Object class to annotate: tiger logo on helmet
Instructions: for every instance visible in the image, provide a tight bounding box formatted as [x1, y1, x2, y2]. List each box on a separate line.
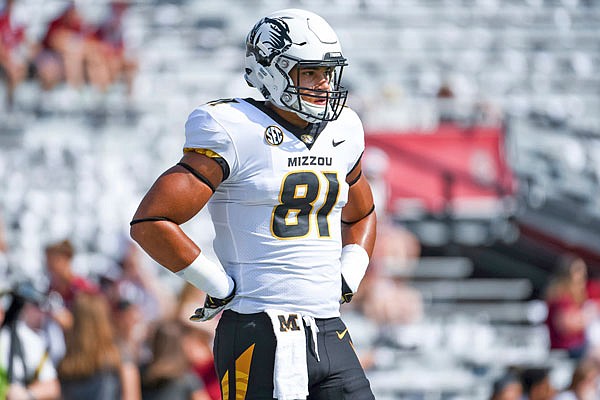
[246, 17, 294, 67]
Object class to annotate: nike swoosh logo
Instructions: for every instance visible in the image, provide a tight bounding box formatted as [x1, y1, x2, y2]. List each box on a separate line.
[332, 139, 346, 147]
[336, 328, 348, 340]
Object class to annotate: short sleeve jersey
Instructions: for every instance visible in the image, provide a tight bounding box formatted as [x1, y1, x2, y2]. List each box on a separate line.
[184, 98, 365, 318]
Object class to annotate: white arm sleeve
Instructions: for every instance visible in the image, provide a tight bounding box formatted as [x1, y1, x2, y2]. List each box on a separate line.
[176, 253, 234, 298]
[340, 244, 370, 292]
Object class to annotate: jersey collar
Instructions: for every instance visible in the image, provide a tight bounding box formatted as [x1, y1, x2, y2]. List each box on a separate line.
[244, 98, 328, 150]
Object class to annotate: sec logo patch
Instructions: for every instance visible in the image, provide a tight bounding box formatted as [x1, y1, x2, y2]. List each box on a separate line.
[265, 126, 284, 146]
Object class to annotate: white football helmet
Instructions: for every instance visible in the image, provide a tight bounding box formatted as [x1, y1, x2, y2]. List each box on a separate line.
[244, 9, 348, 123]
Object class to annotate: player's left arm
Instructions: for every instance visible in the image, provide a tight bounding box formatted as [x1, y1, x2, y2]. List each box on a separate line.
[340, 160, 377, 302]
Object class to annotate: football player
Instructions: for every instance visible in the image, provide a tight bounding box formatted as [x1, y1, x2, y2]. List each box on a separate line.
[131, 8, 376, 399]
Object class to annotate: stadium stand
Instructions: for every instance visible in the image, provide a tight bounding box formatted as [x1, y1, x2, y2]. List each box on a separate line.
[1, 0, 600, 399]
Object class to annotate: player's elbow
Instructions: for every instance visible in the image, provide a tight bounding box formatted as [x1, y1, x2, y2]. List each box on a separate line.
[129, 222, 146, 246]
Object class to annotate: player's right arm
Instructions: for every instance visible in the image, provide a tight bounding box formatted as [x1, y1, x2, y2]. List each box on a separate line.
[130, 151, 219, 269]
[130, 150, 234, 300]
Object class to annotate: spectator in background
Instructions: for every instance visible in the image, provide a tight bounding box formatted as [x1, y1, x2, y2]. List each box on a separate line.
[106, 238, 175, 324]
[18, 292, 63, 359]
[94, 0, 137, 96]
[141, 321, 211, 400]
[112, 289, 149, 367]
[436, 82, 457, 123]
[182, 325, 221, 400]
[520, 367, 557, 400]
[59, 293, 141, 400]
[544, 254, 597, 360]
[555, 358, 600, 400]
[42, 238, 98, 366]
[35, 2, 112, 92]
[175, 283, 221, 400]
[101, 240, 173, 368]
[0, 0, 27, 109]
[44, 238, 98, 330]
[1, 285, 61, 400]
[490, 371, 523, 400]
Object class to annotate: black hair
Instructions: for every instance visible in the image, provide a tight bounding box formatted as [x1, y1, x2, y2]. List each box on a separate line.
[520, 367, 550, 393]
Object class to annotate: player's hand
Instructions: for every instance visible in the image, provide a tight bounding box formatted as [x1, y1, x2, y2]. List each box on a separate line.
[190, 283, 236, 322]
[340, 275, 354, 304]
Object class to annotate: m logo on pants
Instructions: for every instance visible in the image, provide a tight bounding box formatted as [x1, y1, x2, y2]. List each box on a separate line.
[278, 314, 300, 332]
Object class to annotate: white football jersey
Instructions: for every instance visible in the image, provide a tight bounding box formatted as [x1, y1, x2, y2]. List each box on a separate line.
[184, 98, 365, 318]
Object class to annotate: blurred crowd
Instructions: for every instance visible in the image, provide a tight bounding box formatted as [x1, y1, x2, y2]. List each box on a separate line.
[3, 150, 600, 400]
[0, 143, 424, 400]
[1, 232, 221, 400]
[485, 252, 600, 400]
[0, 0, 137, 111]
[1, 137, 600, 400]
[2, 1, 600, 399]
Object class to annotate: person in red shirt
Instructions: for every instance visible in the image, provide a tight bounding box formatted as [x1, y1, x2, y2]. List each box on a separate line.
[545, 254, 597, 359]
[36, 2, 112, 91]
[176, 284, 221, 400]
[44, 239, 99, 331]
[94, 0, 137, 96]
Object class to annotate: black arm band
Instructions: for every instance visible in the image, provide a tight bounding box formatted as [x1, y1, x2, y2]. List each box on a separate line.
[341, 204, 375, 225]
[177, 162, 216, 193]
[347, 171, 362, 187]
[130, 216, 176, 226]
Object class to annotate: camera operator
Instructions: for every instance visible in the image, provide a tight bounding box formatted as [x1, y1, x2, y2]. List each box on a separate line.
[1, 282, 60, 400]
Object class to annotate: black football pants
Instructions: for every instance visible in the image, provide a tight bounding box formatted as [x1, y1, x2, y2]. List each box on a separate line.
[213, 310, 375, 399]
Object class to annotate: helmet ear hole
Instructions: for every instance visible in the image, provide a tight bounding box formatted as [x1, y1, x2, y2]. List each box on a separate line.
[279, 59, 290, 69]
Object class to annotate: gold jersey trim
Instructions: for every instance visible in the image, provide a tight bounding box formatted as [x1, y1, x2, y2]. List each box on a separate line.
[183, 147, 222, 159]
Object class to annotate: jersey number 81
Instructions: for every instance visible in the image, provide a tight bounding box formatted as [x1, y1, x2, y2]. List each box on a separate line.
[271, 171, 339, 239]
